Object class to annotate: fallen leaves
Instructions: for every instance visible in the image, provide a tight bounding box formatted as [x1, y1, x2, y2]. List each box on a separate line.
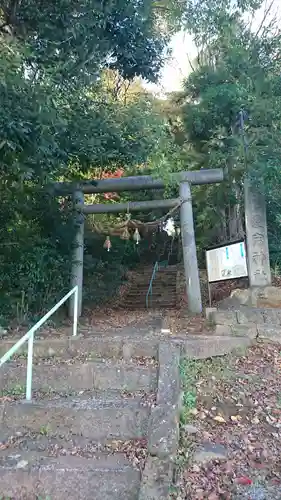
[190, 408, 199, 416]
[266, 414, 277, 424]
[0, 395, 14, 403]
[230, 415, 242, 422]
[1, 433, 149, 472]
[213, 415, 226, 423]
[16, 459, 28, 469]
[207, 492, 220, 500]
[251, 415, 260, 424]
[234, 476, 252, 485]
[173, 342, 281, 500]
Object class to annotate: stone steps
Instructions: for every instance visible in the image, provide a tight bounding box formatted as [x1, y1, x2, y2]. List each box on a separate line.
[124, 296, 176, 303]
[128, 289, 176, 293]
[0, 332, 162, 360]
[127, 286, 176, 293]
[128, 283, 176, 289]
[128, 286, 176, 295]
[130, 270, 177, 277]
[130, 273, 177, 282]
[126, 297, 177, 304]
[122, 296, 177, 308]
[0, 314, 253, 499]
[120, 299, 177, 311]
[0, 452, 140, 500]
[129, 266, 178, 276]
[120, 265, 177, 309]
[128, 280, 176, 288]
[0, 321, 165, 499]
[1, 393, 150, 442]
[1, 359, 157, 393]
[0, 326, 160, 499]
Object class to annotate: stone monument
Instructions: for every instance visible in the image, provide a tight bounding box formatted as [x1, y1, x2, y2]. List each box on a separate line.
[244, 178, 271, 287]
[225, 178, 281, 309]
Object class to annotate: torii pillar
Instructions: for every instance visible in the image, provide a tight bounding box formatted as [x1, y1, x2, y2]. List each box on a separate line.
[180, 181, 202, 313]
[70, 190, 84, 317]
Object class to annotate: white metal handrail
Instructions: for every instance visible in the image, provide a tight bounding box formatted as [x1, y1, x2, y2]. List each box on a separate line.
[0, 285, 78, 401]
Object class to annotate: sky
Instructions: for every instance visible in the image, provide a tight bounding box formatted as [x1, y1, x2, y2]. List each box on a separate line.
[146, 0, 280, 95]
[145, 31, 195, 95]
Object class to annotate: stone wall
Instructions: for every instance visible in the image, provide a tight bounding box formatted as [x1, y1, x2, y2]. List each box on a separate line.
[209, 307, 281, 343]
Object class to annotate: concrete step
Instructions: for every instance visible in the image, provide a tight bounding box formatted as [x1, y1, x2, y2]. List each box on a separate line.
[129, 282, 176, 292]
[1, 359, 157, 394]
[151, 300, 177, 305]
[120, 303, 177, 310]
[128, 284, 176, 291]
[130, 268, 177, 277]
[1, 392, 151, 441]
[128, 277, 177, 285]
[132, 275, 177, 279]
[0, 332, 163, 360]
[124, 295, 176, 302]
[124, 299, 177, 305]
[127, 288, 176, 295]
[125, 296, 176, 301]
[121, 293, 176, 300]
[126, 287, 177, 297]
[126, 288, 176, 293]
[125, 293, 176, 297]
[127, 275, 167, 282]
[130, 275, 177, 282]
[0, 451, 140, 500]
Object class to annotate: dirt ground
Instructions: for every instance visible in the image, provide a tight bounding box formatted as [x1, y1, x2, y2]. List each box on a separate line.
[173, 341, 281, 500]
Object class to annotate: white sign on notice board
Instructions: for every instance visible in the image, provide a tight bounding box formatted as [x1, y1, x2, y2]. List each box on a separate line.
[206, 241, 248, 283]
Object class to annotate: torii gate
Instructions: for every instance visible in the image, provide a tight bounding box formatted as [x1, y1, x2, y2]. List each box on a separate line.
[54, 169, 224, 316]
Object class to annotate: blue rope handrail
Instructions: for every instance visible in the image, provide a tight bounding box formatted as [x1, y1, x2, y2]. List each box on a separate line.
[146, 261, 159, 308]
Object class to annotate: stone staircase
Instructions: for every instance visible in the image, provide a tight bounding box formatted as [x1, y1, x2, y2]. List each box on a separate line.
[0, 313, 256, 499]
[120, 265, 177, 309]
[0, 322, 182, 500]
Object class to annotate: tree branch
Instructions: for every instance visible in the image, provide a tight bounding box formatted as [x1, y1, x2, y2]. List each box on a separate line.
[254, 0, 275, 39]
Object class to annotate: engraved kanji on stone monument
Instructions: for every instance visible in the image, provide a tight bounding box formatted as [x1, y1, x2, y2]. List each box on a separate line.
[251, 214, 264, 228]
[252, 232, 265, 246]
[252, 251, 267, 267]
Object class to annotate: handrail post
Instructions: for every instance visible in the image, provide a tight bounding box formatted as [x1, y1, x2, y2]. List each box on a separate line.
[26, 332, 34, 401]
[73, 286, 78, 337]
[1, 285, 79, 402]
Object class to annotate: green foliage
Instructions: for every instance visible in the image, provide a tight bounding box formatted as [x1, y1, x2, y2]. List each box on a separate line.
[0, 187, 74, 323]
[184, 0, 263, 46]
[171, 1, 281, 256]
[0, 1, 182, 325]
[1, 384, 25, 397]
[83, 233, 133, 306]
[180, 358, 198, 424]
[0, 0, 180, 83]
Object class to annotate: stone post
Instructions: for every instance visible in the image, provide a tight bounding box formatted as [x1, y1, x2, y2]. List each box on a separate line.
[180, 181, 202, 314]
[244, 178, 271, 287]
[69, 190, 84, 317]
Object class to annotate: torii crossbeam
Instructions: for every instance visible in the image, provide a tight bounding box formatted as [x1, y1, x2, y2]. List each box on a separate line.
[56, 169, 224, 316]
